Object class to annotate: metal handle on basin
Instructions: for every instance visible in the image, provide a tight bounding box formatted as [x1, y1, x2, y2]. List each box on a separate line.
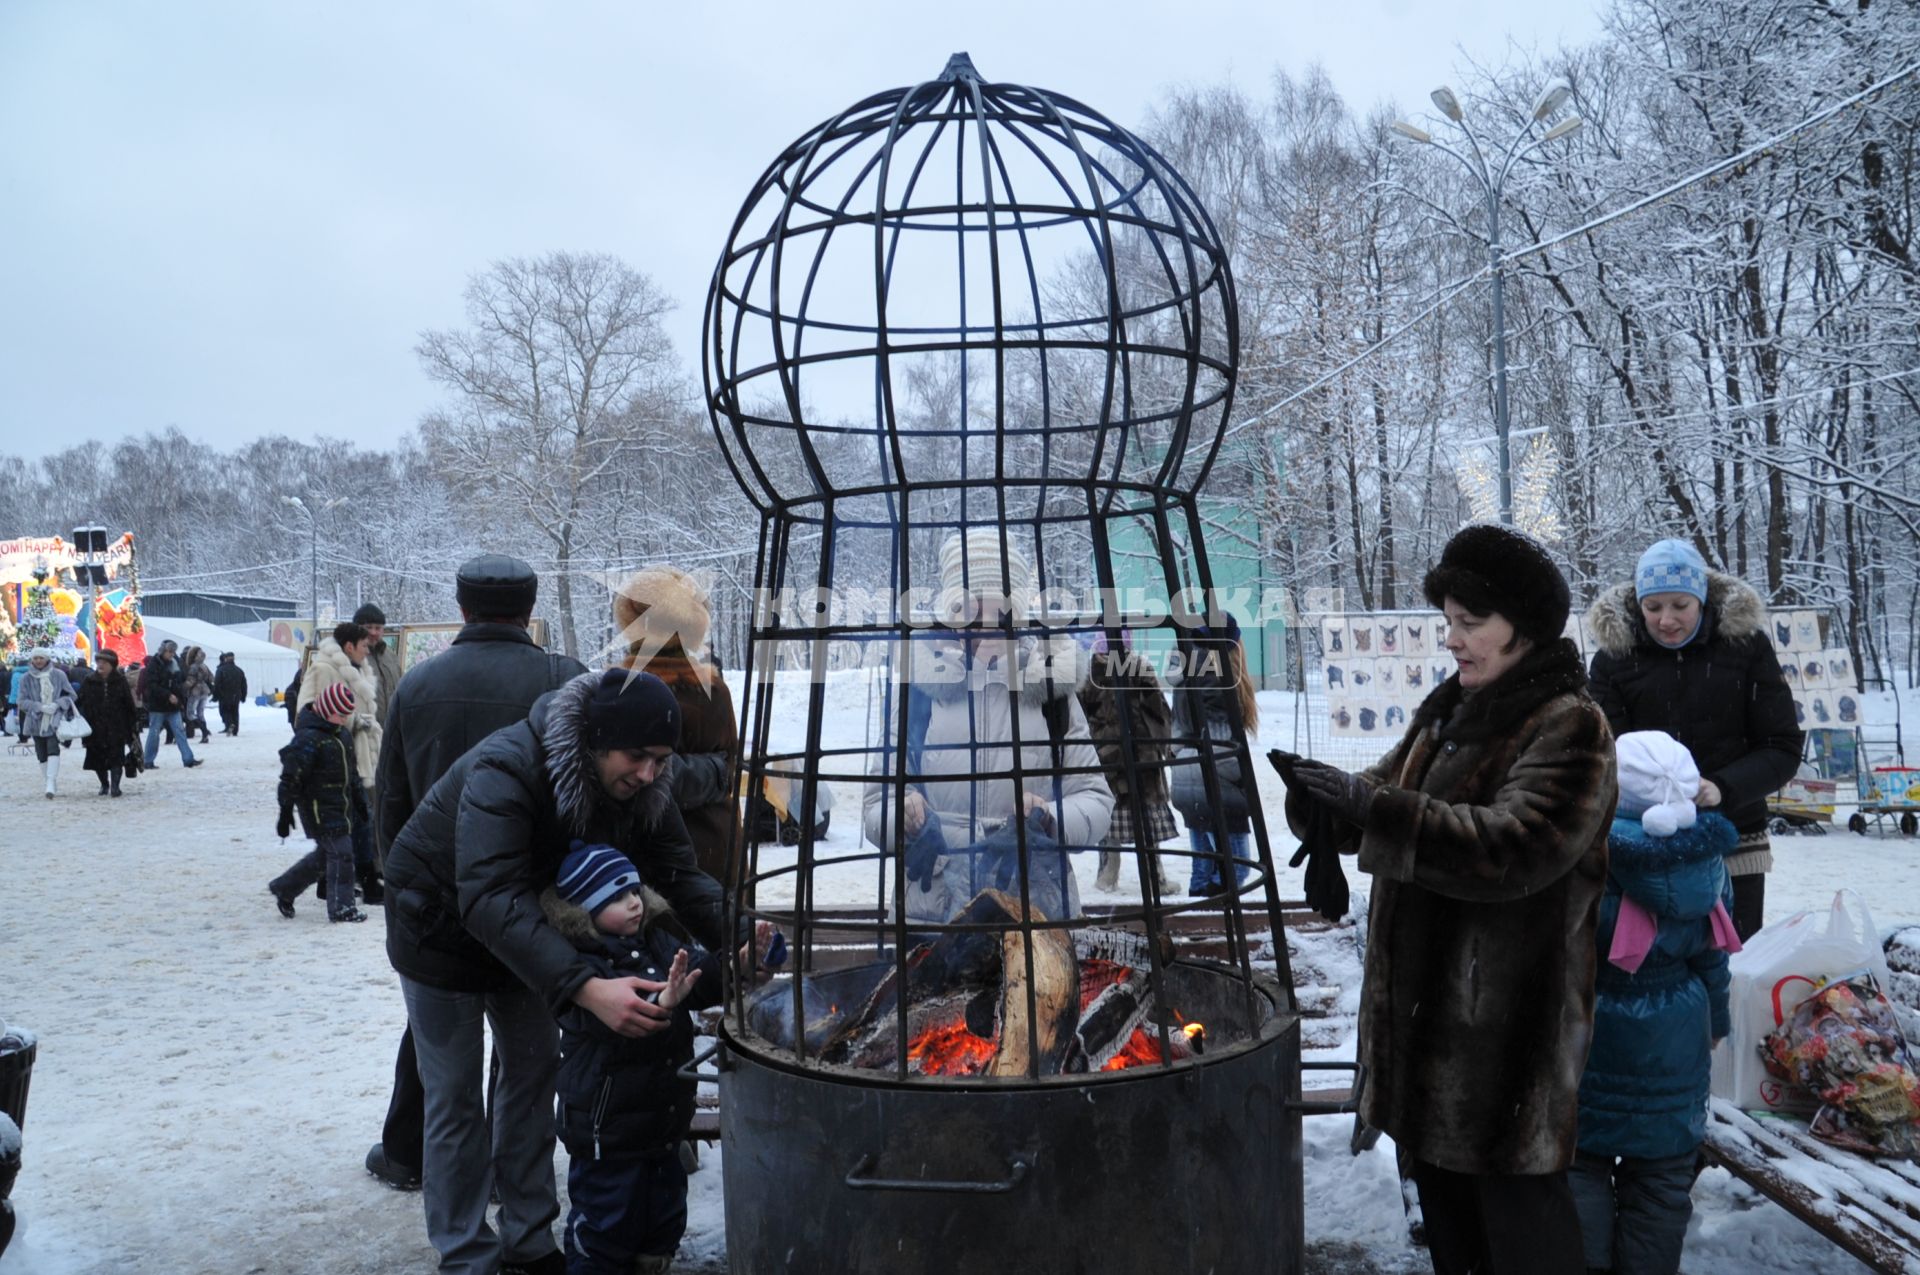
[675, 1040, 723, 1086]
[844, 1152, 1031, 1194]
[1288, 1060, 1366, 1115]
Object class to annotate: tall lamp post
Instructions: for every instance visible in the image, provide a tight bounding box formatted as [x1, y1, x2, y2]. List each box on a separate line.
[282, 494, 349, 645]
[1392, 82, 1582, 525]
[71, 526, 112, 656]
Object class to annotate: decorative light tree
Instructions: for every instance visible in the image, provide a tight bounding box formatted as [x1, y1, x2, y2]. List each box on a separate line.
[17, 566, 61, 653]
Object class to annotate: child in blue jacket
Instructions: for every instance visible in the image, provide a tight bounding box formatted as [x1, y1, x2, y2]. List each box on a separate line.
[541, 842, 771, 1275]
[1570, 731, 1743, 1275]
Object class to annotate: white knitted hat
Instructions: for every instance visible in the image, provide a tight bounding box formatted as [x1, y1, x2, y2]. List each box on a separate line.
[937, 529, 1034, 623]
[1615, 730, 1700, 837]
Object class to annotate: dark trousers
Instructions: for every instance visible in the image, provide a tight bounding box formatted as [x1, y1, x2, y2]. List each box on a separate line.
[218, 700, 241, 734]
[1409, 1157, 1584, 1275]
[563, 1152, 689, 1274]
[1567, 1149, 1697, 1275]
[269, 834, 357, 920]
[1731, 873, 1765, 941]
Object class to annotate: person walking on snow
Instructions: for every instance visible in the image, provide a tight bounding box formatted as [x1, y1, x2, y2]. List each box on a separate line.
[212, 652, 248, 736]
[76, 648, 139, 797]
[142, 639, 200, 769]
[268, 681, 371, 923]
[18, 647, 76, 798]
[297, 621, 384, 902]
[354, 604, 402, 727]
[179, 645, 215, 744]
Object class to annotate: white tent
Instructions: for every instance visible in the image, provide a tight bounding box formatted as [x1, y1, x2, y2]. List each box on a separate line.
[137, 616, 303, 702]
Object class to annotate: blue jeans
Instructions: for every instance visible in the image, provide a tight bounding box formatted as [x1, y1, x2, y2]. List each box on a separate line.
[564, 1152, 689, 1273]
[1187, 829, 1251, 892]
[144, 711, 196, 766]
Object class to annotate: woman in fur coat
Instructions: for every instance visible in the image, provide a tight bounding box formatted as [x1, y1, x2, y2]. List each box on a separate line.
[77, 648, 139, 796]
[17, 647, 77, 798]
[613, 566, 742, 888]
[1586, 538, 1801, 939]
[1279, 524, 1617, 1275]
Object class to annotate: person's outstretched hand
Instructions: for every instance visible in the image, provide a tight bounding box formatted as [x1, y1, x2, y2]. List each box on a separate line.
[656, 949, 703, 1011]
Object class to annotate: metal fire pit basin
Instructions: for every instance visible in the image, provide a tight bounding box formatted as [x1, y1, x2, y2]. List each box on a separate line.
[717, 961, 1309, 1274]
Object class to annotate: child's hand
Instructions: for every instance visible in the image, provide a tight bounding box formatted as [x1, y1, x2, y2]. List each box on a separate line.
[655, 948, 703, 1011]
[738, 921, 782, 986]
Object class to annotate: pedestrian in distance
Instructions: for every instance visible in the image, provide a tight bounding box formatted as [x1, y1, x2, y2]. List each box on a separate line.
[268, 681, 371, 923]
[542, 842, 776, 1275]
[1168, 617, 1260, 897]
[212, 652, 248, 736]
[76, 648, 139, 797]
[180, 645, 215, 744]
[17, 647, 77, 798]
[141, 639, 200, 769]
[297, 621, 384, 903]
[353, 604, 402, 727]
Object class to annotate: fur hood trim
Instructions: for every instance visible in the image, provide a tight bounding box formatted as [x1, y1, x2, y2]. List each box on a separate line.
[908, 632, 1088, 707]
[1410, 637, 1590, 742]
[539, 672, 676, 839]
[539, 882, 676, 946]
[1587, 571, 1768, 656]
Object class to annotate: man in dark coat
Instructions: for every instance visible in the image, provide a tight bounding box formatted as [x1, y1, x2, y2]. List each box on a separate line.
[353, 602, 403, 728]
[382, 668, 724, 1275]
[141, 639, 199, 768]
[1587, 540, 1802, 938]
[364, 557, 585, 1196]
[212, 652, 248, 736]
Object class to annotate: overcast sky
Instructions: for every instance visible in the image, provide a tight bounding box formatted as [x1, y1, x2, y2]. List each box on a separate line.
[0, 0, 1605, 462]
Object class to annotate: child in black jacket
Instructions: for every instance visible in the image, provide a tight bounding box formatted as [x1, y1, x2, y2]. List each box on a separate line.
[268, 681, 369, 922]
[542, 842, 771, 1275]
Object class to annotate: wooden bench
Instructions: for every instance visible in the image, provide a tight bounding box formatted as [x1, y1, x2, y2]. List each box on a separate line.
[1704, 1098, 1920, 1273]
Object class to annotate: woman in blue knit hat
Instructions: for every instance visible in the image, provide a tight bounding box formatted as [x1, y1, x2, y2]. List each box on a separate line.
[1586, 539, 1803, 938]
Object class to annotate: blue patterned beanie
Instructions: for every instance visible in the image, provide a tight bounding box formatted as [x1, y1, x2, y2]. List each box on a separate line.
[1634, 539, 1709, 602]
[556, 841, 642, 915]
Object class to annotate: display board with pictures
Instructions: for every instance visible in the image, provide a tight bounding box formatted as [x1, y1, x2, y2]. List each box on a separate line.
[1318, 612, 1454, 740]
[1318, 605, 1866, 740]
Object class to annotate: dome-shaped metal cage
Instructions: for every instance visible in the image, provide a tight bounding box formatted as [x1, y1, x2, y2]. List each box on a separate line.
[705, 52, 1297, 1089]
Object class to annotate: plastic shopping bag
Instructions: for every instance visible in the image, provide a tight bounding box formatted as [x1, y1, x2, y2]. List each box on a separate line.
[1760, 971, 1920, 1156]
[1711, 890, 1894, 1113]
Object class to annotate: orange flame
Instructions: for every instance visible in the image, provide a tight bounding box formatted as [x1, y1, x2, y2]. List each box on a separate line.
[1101, 1027, 1167, 1071]
[907, 1021, 998, 1076]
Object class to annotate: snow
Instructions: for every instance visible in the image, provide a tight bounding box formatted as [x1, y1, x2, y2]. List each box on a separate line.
[0, 1116, 17, 1161]
[1, 688, 1918, 1274]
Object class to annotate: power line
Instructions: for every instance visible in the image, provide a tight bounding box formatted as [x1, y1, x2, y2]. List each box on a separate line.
[138, 558, 305, 586]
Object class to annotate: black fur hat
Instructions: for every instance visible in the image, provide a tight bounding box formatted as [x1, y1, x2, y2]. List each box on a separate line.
[1423, 524, 1570, 646]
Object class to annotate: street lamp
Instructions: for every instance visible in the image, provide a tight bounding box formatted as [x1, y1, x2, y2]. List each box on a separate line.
[1392, 81, 1583, 525]
[282, 494, 349, 645]
[71, 526, 112, 655]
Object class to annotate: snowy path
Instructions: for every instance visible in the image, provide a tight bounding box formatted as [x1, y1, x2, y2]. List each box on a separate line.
[0, 696, 1913, 1273]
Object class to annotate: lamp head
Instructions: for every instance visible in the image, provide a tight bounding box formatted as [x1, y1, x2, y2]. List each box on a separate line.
[1390, 120, 1433, 144]
[1532, 80, 1573, 120]
[1542, 116, 1584, 142]
[1430, 86, 1463, 121]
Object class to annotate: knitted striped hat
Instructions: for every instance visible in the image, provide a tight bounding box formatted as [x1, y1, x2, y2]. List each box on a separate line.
[556, 842, 642, 916]
[1635, 539, 1709, 603]
[315, 681, 355, 720]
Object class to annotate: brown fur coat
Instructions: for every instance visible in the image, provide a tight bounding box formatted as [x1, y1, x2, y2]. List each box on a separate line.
[1291, 638, 1616, 1175]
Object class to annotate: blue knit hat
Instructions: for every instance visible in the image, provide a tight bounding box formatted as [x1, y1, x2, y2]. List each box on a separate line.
[555, 841, 642, 915]
[1635, 539, 1709, 602]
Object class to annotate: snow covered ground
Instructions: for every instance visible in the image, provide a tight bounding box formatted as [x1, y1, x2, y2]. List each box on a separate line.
[0, 687, 1916, 1274]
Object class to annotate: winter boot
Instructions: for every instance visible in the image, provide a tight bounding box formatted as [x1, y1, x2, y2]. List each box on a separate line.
[270, 887, 296, 920]
[499, 1252, 566, 1275]
[357, 866, 385, 906]
[364, 1144, 421, 1191]
[98, 774, 110, 796]
[330, 908, 368, 924]
[43, 752, 59, 798]
[1095, 851, 1120, 892]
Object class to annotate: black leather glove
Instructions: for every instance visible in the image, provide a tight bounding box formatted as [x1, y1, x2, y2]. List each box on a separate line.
[1292, 759, 1376, 827]
[905, 802, 947, 891]
[276, 807, 295, 840]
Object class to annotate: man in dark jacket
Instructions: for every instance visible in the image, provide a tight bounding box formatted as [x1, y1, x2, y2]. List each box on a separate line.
[353, 602, 403, 728]
[212, 652, 248, 736]
[364, 557, 585, 1197]
[141, 639, 200, 768]
[383, 668, 723, 1275]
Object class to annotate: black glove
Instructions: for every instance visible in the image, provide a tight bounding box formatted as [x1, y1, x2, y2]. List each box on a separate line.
[904, 800, 947, 891]
[276, 807, 295, 840]
[1292, 759, 1376, 828]
[1268, 749, 1353, 923]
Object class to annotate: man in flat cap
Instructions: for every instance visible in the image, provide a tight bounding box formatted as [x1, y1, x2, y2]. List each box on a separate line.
[364, 557, 586, 1199]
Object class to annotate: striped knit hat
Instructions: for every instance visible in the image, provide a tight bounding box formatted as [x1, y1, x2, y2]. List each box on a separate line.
[315, 681, 355, 720]
[556, 842, 642, 916]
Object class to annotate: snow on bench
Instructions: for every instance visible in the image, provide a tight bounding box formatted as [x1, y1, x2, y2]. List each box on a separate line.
[1704, 1098, 1920, 1275]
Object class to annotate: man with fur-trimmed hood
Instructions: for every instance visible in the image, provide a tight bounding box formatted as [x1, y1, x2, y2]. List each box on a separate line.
[1587, 538, 1802, 938]
[862, 529, 1112, 923]
[381, 668, 727, 1275]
